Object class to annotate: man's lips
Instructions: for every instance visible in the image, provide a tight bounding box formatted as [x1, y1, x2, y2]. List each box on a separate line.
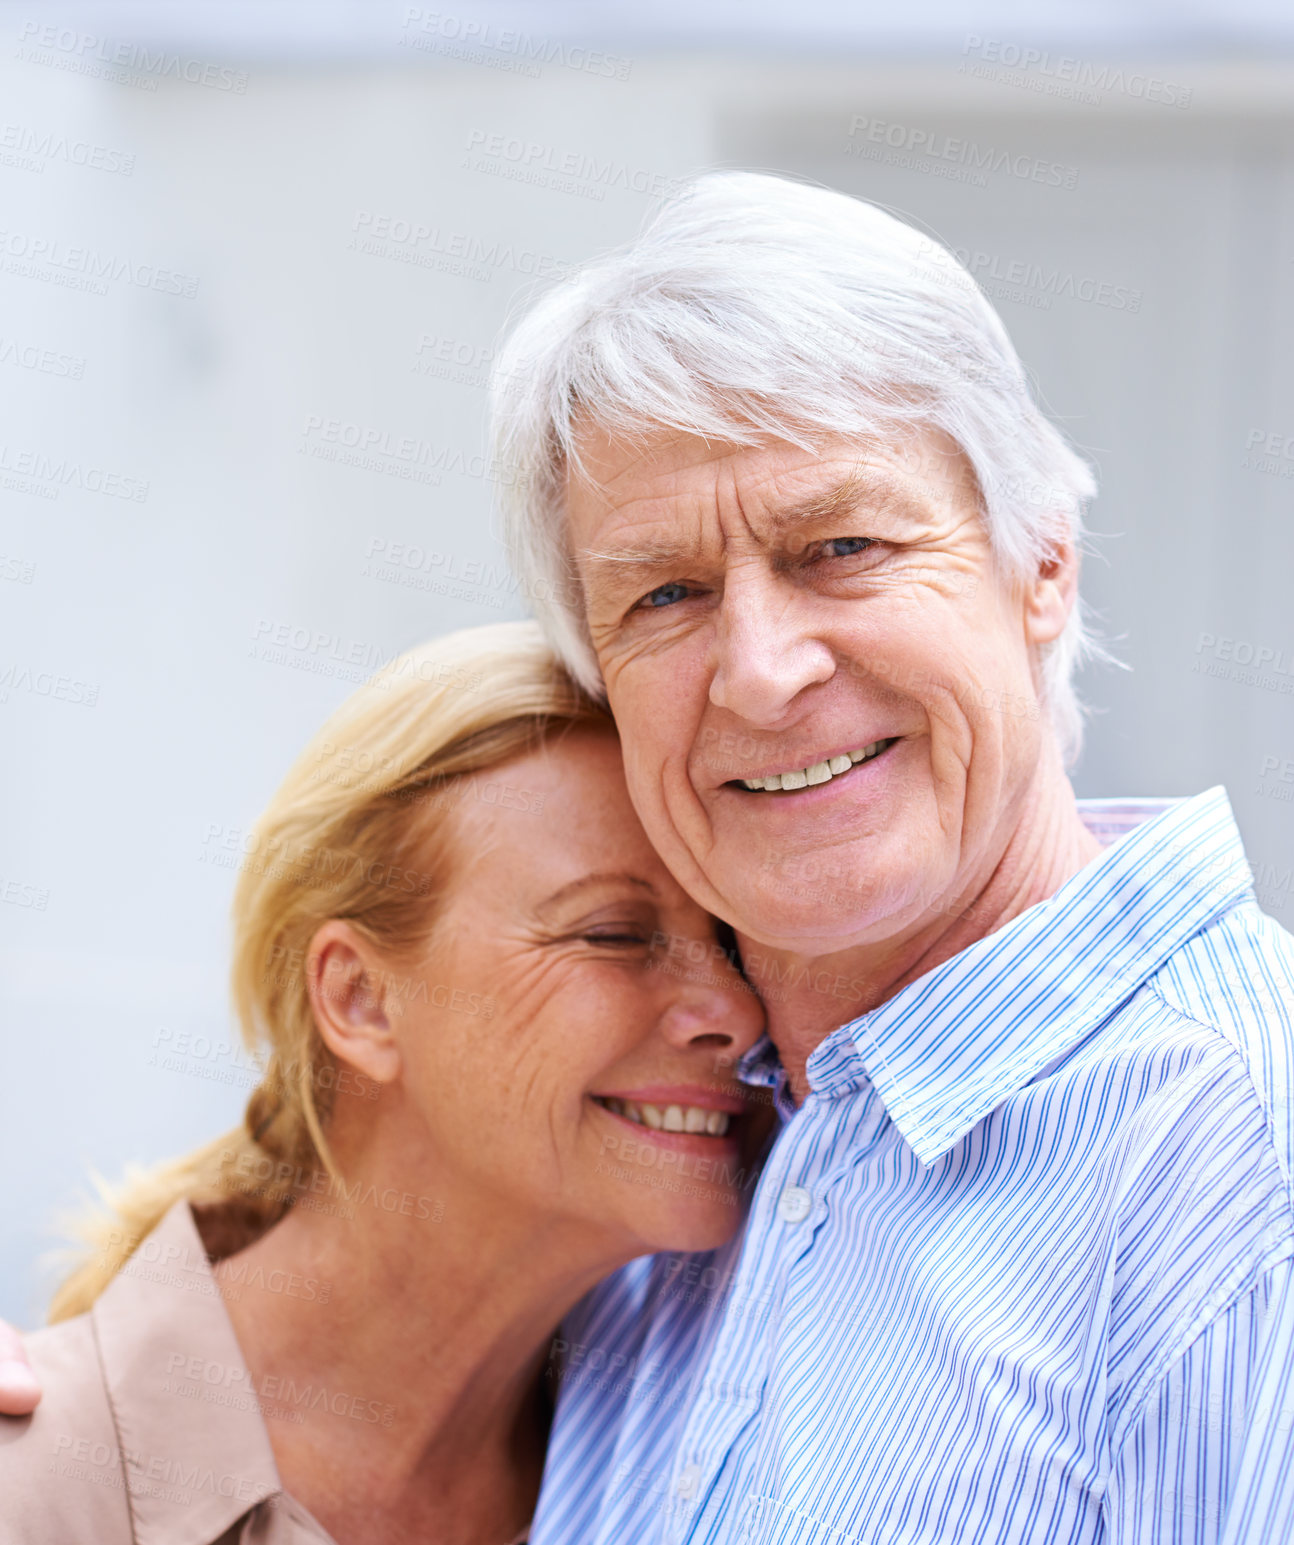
[719, 736, 901, 793]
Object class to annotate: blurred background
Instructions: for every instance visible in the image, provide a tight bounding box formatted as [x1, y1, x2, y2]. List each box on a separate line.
[2, 0, 1293, 1322]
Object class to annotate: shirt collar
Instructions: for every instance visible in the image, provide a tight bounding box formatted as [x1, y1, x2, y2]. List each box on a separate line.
[742, 787, 1255, 1165]
[92, 1201, 285, 1545]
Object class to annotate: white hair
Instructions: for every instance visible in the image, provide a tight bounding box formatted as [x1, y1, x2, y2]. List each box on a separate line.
[490, 170, 1102, 764]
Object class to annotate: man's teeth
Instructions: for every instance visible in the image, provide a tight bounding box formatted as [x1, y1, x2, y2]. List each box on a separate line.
[599, 1098, 730, 1136]
[741, 739, 891, 792]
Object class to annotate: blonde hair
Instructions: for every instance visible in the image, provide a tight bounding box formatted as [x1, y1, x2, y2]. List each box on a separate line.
[49, 620, 610, 1321]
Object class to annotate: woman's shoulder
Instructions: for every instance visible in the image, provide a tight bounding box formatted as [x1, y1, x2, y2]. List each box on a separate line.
[0, 1312, 134, 1541]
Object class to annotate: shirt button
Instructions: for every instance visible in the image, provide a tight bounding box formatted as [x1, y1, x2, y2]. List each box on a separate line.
[777, 1185, 813, 1223]
[677, 1462, 701, 1498]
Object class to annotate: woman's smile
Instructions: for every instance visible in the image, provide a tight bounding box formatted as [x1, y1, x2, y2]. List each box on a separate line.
[590, 1084, 749, 1158]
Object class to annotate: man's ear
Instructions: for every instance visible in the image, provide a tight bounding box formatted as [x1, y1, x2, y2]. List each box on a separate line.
[1023, 524, 1080, 648]
[306, 921, 402, 1086]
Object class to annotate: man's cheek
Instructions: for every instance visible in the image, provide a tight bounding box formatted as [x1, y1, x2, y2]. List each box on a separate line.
[598, 642, 658, 708]
[604, 684, 694, 794]
[624, 752, 685, 849]
[921, 688, 981, 779]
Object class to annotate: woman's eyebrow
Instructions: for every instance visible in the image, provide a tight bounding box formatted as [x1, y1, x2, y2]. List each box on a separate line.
[535, 872, 657, 916]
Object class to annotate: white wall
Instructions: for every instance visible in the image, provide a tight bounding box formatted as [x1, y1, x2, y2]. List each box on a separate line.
[2, 35, 1292, 1321]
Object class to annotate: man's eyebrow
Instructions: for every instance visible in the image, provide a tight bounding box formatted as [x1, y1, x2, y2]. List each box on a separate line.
[767, 465, 921, 533]
[580, 540, 692, 572]
[581, 468, 925, 572]
[536, 872, 657, 915]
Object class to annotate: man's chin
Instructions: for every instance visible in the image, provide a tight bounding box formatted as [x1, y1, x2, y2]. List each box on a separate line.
[727, 889, 897, 955]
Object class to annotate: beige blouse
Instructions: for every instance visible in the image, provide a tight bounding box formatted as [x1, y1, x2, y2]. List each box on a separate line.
[0, 1202, 530, 1543]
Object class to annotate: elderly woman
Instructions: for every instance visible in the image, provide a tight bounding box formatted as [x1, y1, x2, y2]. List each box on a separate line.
[0, 620, 767, 1544]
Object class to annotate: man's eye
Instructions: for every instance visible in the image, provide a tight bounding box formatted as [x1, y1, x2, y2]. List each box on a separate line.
[816, 536, 875, 560]
[583, 931, 649, 948]
[638, 581, 691, 609]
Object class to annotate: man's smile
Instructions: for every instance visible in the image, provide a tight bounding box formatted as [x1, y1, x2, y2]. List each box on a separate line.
[730, 737, 901, 793]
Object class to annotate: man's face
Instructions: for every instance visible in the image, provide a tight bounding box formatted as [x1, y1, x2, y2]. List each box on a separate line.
[565, 426, 1075, 955]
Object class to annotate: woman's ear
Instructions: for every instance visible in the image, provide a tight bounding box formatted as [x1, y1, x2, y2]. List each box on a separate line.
[306, 921, 402, 1086]
[1023, 524, 1080, 648]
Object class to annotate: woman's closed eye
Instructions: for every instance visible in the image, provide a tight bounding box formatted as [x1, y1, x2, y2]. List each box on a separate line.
[580, 927, 652, 949]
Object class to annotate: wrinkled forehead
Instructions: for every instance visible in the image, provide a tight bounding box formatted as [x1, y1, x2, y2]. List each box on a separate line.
[562, 421, 983, 556]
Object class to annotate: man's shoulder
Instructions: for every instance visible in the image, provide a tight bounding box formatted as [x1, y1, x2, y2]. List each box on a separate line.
[1048, 903, 1294, 1121]
[1022, 907, 1294, 1428]
[1152, 899, 1294, 1022]
[1040, 902, 1293, 1114]
[0, 1312, 133, 1540]
[1146, 903, 1294, 1161]
[1033, 901, 1294, 1252]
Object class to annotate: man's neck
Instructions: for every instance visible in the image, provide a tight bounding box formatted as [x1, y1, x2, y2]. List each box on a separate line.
[738, 770, 1105, 1104]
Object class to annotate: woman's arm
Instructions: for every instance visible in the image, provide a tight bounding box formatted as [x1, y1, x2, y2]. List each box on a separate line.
[0, 1320, 40, 1414]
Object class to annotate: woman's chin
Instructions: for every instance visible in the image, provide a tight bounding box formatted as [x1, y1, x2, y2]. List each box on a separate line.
[637, 1196, 747, 1256]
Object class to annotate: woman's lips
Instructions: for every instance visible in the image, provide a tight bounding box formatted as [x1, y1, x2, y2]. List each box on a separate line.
[594, 1084, 748, 1114]
[589, 1091, 746, 1152]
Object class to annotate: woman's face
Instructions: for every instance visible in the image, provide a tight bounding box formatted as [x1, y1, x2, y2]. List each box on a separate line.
[329, 726, 769, 1259]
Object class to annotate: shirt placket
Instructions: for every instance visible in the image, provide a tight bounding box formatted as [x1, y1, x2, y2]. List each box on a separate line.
[663, 1091, 837, 1545]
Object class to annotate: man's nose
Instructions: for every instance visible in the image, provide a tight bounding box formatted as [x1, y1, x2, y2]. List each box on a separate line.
[657, 953, 766, 1059]
[708, 567, 835, 725]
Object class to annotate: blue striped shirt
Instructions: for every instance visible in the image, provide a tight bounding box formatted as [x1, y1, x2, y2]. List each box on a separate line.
[531, 788, 1294, 1544]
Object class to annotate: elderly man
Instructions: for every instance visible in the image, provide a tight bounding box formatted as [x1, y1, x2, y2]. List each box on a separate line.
[489, 172, 1294, 1543]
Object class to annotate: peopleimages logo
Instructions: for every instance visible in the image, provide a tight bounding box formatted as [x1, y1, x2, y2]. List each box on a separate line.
[399, 8, 632, 80]
[463, 129, 683, 202]
[952, 248, 1142, 313]
[0, 442, 149, 500]
[959, 35, 1192, 109]
[348, 211, 571, 285]
[0, 228, 199, 298]
[847, 116, 1079, 190]
[0, 335, 85, 379]
[15, 20, 248, 93]
[0, 122, 135, 175]
[1242, 427, 1294, 479]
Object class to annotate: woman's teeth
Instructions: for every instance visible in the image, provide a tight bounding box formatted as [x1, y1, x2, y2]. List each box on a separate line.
[740, 738, 894, 792]
[598, 1097, 730, 1136]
